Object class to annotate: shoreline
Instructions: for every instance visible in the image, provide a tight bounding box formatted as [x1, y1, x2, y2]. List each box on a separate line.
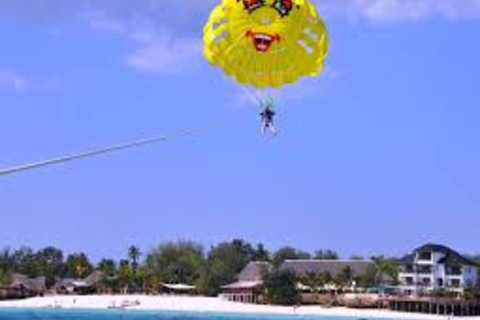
[0, 295, 474, 320]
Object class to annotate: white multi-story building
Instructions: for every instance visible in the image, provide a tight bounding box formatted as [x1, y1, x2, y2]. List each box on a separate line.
[398, 244, 478, 296]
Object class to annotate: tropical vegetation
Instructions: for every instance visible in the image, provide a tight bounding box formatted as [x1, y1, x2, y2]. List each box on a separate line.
[0, 240, 478, 301]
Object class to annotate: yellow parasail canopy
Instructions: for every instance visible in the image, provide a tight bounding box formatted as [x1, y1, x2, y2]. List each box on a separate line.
[203, 0, 329, 89]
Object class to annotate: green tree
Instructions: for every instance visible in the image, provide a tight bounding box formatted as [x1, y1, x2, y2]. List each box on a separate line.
[128, 246, 141, 272]
[357, 256, 400, 288]
[463, 288, 475, 301]
[127, 246, 142, 292]
[372, 256, 400, 285]
[357, 263, 378, 288]
[0, 249, 13, 287]
[253, 244, 270, 261]
[11, 247, 37, 277]
[145, 241, 205, 286]
[306, 272, 334, 292]
[314, 249, 339, 260]
[335, 266, 354, 289]
[97, 258, 117, 277]
[314, 272, 330, 291]
[263, 270, 299, 305]
[272, 247, 311, 267]
[119, 259, 132, 294]
[196, 267, 214, 296]
[135, 266, 148, 293]
[96, 258, 120, 294]
[205, 239, 256, 295]
[66, 253, 93, 279]
[298, 272, 318, 291]
[143, 270, 160, 294]
[35, 247, 65, 288]
[0, 268, 12, 287]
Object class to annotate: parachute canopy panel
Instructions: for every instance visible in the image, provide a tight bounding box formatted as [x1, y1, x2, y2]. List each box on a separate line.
[203, 0, 329, 89]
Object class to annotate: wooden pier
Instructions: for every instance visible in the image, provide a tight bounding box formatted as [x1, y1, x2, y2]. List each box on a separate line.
[386, 297, 480, 317]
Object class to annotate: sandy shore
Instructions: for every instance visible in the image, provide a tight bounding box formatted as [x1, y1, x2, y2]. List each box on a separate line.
[0, 295, 473, 320]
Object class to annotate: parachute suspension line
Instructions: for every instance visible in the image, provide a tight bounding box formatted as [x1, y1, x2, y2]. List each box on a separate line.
[254, 88, 266, 104]
[240, 86, 275, 114]
[234, 40, 272, 112]
[240, 85, 261, 107]
[0, 129, 200, 177]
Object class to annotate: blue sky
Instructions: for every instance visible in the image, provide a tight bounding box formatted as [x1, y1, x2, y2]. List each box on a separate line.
[1, 0, 480, 262]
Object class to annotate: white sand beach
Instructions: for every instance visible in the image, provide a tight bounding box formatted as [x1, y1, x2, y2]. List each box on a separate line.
[0, 295, 474, 320]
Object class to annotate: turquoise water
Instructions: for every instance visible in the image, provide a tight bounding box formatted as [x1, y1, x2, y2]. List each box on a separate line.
[0, 309, 421, 320]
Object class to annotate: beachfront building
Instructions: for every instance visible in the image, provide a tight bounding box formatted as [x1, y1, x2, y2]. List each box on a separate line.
[220, 261, 272, 304]
[161, 283, 197, 295]
[7, 273, 46, 297]
[53, 279, 95, 295]
[53, 271, 104, 295]
[398, 244, 478, 296]
[221, 260, 378, 304]
[279, 259, 376, 292]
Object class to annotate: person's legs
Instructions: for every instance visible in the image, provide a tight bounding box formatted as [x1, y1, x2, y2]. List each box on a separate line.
[267, 121, 277, 135]
[270, 124, 277, 135]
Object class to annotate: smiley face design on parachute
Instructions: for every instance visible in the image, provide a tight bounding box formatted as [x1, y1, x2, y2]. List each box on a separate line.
[204, 0, 328, 88]
[238, 0, 297, 53]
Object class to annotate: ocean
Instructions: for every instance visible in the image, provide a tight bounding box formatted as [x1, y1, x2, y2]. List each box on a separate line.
[0, 309, 420, 320]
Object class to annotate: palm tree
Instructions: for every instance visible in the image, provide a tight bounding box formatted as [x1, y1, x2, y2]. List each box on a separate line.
[335, 266, 354, 291]
[299, 272, 316, 292]
[135, 266, 149, 293]
[314, 272, 327, 292]
[97, 259, 117, 277]
[66, 253, 92, 279]
[119, 259, 132, 294]
[372, 256, 399, 285]
[128, 246, 141, 272]
[322, 272, 333, 287]
[0, 249, 13, 287]
[128, 246, 142, 293]
[145, 272, 160, 294]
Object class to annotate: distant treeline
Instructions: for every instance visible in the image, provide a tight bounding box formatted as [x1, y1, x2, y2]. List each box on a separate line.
[0, 240, 478, 296]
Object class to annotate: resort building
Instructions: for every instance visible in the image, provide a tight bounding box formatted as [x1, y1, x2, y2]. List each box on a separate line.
[161, 283, 197, 295]
[53, 271, 104, 295]
[279, 259, 376, 291]
[53, 279, 94, 295]
[220, 261, 272, 304]
[398, 244, 478, 296]
[8, 273, 46, 297]
[221, 259, 380, 304]
[280, 259, 374, 276]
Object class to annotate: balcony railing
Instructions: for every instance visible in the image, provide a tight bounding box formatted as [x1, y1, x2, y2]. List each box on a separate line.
[399, 272, 415, 277]
[400, 267, 432, 273]
[400, 269, 415, 273]
[417, 271, 433, 275]
[400, 281, 433, 286]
